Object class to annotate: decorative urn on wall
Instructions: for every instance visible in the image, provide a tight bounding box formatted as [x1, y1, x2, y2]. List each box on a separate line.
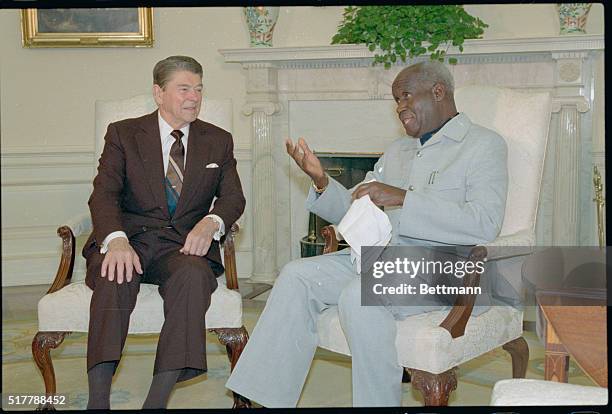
[244, 6, 279, 47]
[557, 3, 592, 34]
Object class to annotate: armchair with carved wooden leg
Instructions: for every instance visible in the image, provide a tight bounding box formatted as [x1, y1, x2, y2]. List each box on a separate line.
[31, 95, 251, 410]
[316, 85, 552, 406]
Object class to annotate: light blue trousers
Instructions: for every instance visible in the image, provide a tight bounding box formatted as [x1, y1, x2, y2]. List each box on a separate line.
[225, 252, 408, 407]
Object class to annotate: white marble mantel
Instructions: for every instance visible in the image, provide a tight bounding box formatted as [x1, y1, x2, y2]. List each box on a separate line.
[221, 35, 603, 66]
[220, 35, 605, 282]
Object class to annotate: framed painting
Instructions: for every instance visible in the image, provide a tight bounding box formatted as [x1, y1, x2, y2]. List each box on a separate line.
[21, 8, 153, 48]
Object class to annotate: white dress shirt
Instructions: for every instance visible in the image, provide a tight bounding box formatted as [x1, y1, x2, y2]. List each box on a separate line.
[100, 113, 225, 253]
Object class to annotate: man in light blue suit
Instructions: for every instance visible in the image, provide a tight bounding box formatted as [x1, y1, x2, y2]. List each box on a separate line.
[226, 61, 508, 407]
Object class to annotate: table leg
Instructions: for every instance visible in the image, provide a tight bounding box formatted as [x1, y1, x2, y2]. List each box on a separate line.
[544, 319, 570, 382]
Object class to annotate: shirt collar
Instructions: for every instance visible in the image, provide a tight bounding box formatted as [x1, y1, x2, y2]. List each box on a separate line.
[158, 112, 190, 143]
[419, 112, 459, 145]
[419, 112, 472, 147]
[439, 112, 472, 142]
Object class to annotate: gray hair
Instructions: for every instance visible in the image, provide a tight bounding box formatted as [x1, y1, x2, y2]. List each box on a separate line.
[411, 60, 455, 94]
[153, 56, 203, 88]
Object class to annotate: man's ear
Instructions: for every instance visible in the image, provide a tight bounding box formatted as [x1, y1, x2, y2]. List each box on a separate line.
[153, 84, 163, 106]
[432, 83, 446, 102]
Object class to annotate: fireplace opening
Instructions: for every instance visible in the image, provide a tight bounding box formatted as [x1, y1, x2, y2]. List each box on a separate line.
[300, 152, 381, 258]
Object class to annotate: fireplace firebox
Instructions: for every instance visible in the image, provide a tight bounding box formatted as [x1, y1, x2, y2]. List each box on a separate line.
[300, 152, 381, 257]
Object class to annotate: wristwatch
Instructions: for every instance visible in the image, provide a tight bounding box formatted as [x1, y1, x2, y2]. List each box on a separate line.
[312, 179, 328, 194]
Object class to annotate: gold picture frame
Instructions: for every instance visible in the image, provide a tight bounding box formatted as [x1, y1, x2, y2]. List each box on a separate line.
[21, 8, 153, 48]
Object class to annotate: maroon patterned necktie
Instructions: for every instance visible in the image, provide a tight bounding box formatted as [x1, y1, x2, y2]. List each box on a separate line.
[165, 130, 184, 216]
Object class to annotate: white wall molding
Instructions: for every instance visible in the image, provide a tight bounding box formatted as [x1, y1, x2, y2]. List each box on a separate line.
[1, 145, 93, 155]
[1, 151, 93, 164]
[2, 225, 60, 240]
[2, 224, 65, 286]
[1, 147, 95, 186]
[2, 147, 94, 286]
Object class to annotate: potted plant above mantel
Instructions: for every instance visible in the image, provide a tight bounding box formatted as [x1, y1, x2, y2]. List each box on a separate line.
[331, 5, 488, 68]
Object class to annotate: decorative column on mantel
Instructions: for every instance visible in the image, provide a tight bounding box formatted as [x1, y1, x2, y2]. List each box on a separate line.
[551, 52, 590, 245]
[242, 63, 281, 282]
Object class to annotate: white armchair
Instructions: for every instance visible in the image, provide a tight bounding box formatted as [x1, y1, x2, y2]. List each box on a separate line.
[319, 85, 552, 405]
[31, 95, 250, 409]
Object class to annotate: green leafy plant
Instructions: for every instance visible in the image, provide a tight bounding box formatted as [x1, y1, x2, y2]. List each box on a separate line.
[331, 6, 488, 68]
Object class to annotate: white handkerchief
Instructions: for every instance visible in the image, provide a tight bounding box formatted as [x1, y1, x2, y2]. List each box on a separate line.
[337, 194, 392, 274]
[205, 163, 219, 168]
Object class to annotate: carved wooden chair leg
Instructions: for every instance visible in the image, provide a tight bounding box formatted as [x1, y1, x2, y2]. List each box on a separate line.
[211, 326, 251, 408]
[32, 331, 69, 411]
[410, 367, 457, 406]
[502, 336, 529, 378]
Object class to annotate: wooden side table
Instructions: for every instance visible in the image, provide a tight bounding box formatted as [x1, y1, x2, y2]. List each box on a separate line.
[521, 247, 607, 387]
[537, 289, 607, 387]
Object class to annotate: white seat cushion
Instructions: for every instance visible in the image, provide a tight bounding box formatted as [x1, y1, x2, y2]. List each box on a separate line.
[491, 379, 608, 406]
[38, 280, 243, 333]
[317, 306, 522, 374]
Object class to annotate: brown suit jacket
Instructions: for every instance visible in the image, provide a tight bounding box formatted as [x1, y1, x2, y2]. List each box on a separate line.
[84, 110, 245, 271]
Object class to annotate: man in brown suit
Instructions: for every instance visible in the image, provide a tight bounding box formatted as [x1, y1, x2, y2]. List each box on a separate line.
[84, 56, 245, 409]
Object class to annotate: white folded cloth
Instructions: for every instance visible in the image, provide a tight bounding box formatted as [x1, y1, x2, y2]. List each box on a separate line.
[337, 194, 392, 273]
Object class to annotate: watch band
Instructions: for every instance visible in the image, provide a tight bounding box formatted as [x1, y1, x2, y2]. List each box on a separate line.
[312, 180, 327, 194]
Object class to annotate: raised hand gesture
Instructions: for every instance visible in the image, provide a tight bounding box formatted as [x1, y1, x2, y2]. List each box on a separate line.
[285, 137, 328, 189]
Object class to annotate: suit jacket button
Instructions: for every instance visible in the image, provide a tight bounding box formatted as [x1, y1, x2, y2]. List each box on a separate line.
[408, 185, 415, 191]
[142, 226, 147, 231]
[416, 151, 422, 157]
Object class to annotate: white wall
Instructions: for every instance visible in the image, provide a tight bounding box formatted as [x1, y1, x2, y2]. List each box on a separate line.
[0, 5, 604, 286]
[465, 4, 603, 39]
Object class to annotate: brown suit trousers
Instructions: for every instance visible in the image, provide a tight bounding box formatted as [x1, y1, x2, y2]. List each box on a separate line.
[85, 228, 218, 382]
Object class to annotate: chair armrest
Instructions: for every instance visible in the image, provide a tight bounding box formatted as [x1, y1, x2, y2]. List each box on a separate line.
[47, 213, 91, 293]
[65, 212, 93, 238]
[222, 223, 240, 291]
[322, 224, 347, 252]
[321, 225, 340, 254]
[439, 230, 536, 338]
[480, 229, 535, 260]
[438, 245, 489, 338]
[49, 226, 77, 294]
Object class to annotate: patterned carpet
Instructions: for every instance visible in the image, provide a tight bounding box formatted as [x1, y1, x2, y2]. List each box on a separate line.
[2, 301, 597, 410]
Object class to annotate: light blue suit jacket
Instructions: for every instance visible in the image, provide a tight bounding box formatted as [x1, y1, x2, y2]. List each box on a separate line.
[306, 113, 510, 315]
[307, 112, 508, 247]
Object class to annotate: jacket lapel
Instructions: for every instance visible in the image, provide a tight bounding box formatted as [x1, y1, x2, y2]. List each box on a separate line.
[135, 111, 169, 217]
[174, 121, 214, 216]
